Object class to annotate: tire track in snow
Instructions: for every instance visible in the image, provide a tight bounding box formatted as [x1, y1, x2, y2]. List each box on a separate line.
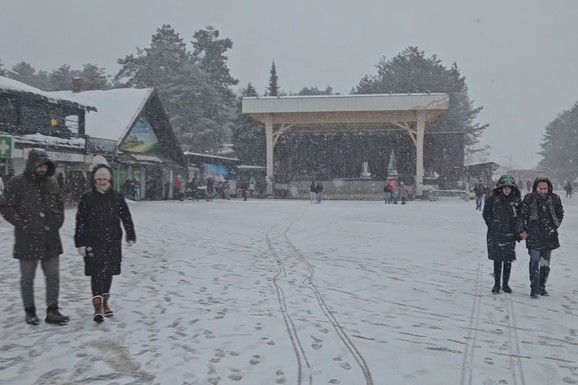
[266, 212, 374, 385]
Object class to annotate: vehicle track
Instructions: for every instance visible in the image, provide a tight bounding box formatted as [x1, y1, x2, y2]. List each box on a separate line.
[265, 213, 374, 385]
[460, 251, 527, 385]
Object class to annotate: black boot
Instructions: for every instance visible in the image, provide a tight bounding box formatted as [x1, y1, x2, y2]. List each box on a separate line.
[502, 262, 512, 293]
[492, 260, 501, 294]
[539, 266, 550, 296]
[45, 305, 69, 325]
[25, 306, 40, 325]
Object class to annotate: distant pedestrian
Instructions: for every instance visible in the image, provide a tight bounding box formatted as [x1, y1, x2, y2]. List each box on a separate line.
[0, 148, 69, 325]
[473, 179, 486, 210]
[399, 182, 408, 205]
[0, 175, 4, 196]
[482, 176, 521, 294]
[310, 181, 317, 204]
[517, 176, 564, 298]
[526, 179, 532, 194]
[74, 162, 136, 322]
[383, 182, 391, 204]
[316, 182, 324, 204]
[563, 181, 573, 198]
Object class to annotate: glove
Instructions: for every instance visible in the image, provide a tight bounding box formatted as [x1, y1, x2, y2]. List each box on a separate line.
[77, 247, 86, 257]
[127, 240, 136, 247]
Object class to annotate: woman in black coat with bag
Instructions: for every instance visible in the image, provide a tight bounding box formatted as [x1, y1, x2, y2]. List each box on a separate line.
[482, 175, 522, 294]
[75, 162, 136, 322]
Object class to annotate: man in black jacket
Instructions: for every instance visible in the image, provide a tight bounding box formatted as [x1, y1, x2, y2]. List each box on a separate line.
[0, 148, 69, 325]
[517, 176, 564, 298]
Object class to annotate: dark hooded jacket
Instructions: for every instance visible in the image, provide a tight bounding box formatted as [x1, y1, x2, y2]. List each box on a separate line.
[482, 176, 522, 262]
[517, 176, 564, 250]
[0, 148, 64, 260]
[74, 164, 136, 276]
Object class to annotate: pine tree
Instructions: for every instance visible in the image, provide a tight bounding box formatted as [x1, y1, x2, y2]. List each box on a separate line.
[191, 25, 239, 89]
[49, 64, 81, 91]
[81, 64, 110, 90]
[232, 83, 266, 165]
[114, 24, 233, 153]
[267, 61, 279, 96]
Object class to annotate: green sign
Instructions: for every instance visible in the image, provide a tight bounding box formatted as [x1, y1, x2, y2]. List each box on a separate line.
[0, 136, 12, 158]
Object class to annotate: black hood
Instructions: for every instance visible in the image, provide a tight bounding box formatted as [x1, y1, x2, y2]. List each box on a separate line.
[24, 148, 56, 177]
[532, 176, 553, 193]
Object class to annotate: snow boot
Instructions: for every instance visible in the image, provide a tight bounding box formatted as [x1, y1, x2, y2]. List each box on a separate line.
[539, 266, 550, 296]
[92, 296, 105, 323]
[102, 293, 113, 317]
[502, 262, 512, 293]
[25, 306, 40, 325]
[45, 305, 69, 325]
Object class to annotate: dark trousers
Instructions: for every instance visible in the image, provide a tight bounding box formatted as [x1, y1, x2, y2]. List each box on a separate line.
[493, 260, 512, 287]
[19, 257, 60, 309]
[91, 274, 113, 297]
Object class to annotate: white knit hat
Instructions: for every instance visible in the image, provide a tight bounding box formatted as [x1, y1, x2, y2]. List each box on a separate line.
[94, 167, 111, 181]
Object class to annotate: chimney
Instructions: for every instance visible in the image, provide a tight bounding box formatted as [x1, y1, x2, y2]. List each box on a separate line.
[72, 77, 85, 93]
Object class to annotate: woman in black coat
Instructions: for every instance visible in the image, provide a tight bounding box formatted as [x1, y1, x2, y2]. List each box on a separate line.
[482, 175, 521, 294]
[75, 163, 136, 322]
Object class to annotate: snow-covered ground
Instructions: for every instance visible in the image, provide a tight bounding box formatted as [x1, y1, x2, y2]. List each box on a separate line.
[1, 196, 577, 385]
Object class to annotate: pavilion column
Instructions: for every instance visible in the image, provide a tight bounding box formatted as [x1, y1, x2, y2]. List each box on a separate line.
[264, 114, 274, 195]
[416, 110, 426, 198]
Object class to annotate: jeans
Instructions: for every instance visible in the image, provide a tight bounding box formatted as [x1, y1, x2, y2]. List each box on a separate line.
[20, 257, 60, 309]
[475, 195, 484, 210]
[529, 249, 551, 274]
[528, 249, 551, 292]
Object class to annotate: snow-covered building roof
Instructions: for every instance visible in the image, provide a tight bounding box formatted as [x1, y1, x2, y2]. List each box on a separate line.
[49, 88, 153, 141]
[0, 76, 96, 112]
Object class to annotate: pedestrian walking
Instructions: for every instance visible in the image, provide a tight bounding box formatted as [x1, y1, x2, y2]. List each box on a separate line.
[383, 182, 391, 204]
[310, 181, 317, 204]
[399, 182, 408, 205]
[517, 176, 564, 298]
[473, 179, 486, 211]
[0, 148, 69, 325]
[482, 176, 522, 294]
[316, 182, 324, 204]
[74, 162, 136, 322]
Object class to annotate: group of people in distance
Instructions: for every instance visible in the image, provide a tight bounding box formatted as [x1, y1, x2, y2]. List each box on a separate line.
[483, 175, 564, 298]
[0, 149, 136, 325]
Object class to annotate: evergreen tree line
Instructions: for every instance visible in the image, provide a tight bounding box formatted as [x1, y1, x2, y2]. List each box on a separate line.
[539, 102, 578, 182]
[12, 26, 571, 182]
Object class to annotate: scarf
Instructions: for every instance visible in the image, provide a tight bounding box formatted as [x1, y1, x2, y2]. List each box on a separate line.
[529, 193, 560, 227]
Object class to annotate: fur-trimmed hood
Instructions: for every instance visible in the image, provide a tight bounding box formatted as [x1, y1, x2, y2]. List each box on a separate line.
[24, 148, 56, 177]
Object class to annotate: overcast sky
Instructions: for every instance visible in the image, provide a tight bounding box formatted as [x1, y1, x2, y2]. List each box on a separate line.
[2, 0, 577, 169]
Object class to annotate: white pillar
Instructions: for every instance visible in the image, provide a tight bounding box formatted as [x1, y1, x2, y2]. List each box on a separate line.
[265, 115, 274, 195]
[416, 110, 426, 197]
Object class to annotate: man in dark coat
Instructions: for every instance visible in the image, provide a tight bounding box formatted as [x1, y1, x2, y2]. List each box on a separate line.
[75, 163, 136, 322]
[517, 176, 564, 298]
[483, 175, 522, 294]
[0, 148, 69, 325]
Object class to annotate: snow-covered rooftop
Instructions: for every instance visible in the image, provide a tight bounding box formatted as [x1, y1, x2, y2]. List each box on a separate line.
[49, 88, 153, 142]
[0, 76, 96, 111]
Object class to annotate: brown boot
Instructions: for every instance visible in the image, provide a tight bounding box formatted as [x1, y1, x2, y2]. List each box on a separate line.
[92, 296, 104, 323]
[102, 293, 114, 317]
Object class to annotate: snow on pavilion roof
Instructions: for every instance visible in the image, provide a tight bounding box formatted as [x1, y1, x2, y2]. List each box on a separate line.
[49, 88, 153, 142]
[242, 93, 449, 114]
